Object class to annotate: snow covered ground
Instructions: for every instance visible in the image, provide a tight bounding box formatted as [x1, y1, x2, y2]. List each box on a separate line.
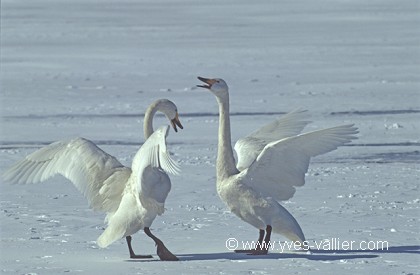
[1, 0, 419, 274]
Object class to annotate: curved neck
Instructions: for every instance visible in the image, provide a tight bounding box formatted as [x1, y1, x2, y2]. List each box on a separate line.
[144, 102, 159, 139]
[216, 95, 239, 180]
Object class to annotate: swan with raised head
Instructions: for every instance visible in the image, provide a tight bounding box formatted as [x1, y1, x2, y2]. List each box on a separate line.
[3, 99, 183, 261]
[197, 77, 358, 254]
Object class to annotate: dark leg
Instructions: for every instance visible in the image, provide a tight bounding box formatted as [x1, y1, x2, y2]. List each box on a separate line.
[126, 236, 153, 259]
[234, 229, 265, 253]
[144, 227, 178, 261]
[263, 225, 272, 251]
[250, 225, 272, 255]
[256, 229, 265, 250]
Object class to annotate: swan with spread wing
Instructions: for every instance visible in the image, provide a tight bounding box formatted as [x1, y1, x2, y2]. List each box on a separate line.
[197, 77, 358, 254]
[3, 99, 183, 261]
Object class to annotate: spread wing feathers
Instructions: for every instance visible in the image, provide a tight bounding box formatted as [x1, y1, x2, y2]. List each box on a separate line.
[2, 138, 131, 212]
[243, 124, 358, 201]
[133, 125, 180, 178]
[234, 109, 311, 171]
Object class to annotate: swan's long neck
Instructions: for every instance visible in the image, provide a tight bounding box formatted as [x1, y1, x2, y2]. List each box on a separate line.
[216, 95, 239, 180]
[144, 102, 159, 139]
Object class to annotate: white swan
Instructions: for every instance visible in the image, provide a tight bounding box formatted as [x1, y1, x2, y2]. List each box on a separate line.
[197, 77, 358, 254]
[3, 99, 183, 261]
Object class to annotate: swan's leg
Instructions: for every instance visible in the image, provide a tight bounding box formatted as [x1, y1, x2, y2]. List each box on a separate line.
[234, 229, 265, 253]
[256, 229, 265, 250]
[144, 227, 179, 261]
[126, 236, 153, 259]
[249, 225, 272, 255]
[262, 225, 272, 252]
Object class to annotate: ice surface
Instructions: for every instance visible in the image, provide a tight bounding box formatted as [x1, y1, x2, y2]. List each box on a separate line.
[1, 0, 419, 274]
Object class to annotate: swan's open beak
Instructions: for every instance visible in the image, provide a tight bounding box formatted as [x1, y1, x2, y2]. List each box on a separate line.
[171, 112, 183, 132]
[197, 76, 216, 89]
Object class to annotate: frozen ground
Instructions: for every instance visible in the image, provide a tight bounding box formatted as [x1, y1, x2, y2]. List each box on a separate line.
[1, 0, 419, 274]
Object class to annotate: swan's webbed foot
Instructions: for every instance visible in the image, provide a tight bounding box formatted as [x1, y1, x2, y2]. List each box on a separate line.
[144, 227, 179, 261]
[234, 248, 269, 255]
[247, 249, 269, 255]
[235, 226, 272, 256]
[155, 241, 179, 261]
[234, 249, 255, 253]
[130, 253, 153, 259]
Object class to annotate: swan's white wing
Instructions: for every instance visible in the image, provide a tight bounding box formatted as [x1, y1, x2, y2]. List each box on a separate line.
[133, 125, 180, 214]
[243, 124, 358, 201]
[133, 125, 180, 177]
[2, 138, 131, 212]
[139, 167, 172, 215]
[234, 109, 311, 170]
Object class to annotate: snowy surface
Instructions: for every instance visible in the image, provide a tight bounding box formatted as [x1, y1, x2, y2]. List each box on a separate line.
[1, 0, 419, 274]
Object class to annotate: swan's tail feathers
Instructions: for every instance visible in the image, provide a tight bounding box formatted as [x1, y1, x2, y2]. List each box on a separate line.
[271, 207, 306, 246]
[97, 193, 139, 248]
[283, 230, 306, 246]
[96, 224, 126, 248]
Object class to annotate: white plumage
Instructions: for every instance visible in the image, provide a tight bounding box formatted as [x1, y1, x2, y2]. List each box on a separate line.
[198, 77, 358, 254]
[96, 125, 179, 248]
[234, 109, 311, 171]
[3, 99, 183, 260]
[4, 137, 131, 213]
[243, 124, 358, 201]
